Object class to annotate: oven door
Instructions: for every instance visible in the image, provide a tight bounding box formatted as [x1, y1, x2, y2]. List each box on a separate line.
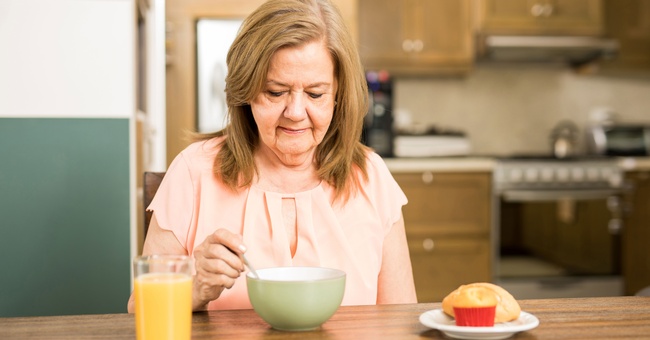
[496, 188, 623, 298]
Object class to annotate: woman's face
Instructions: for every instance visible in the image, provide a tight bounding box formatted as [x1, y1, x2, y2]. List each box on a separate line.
[251, 39, 337, 165]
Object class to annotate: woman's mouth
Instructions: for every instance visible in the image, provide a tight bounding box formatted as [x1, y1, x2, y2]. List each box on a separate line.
[279, 127, 307, 135]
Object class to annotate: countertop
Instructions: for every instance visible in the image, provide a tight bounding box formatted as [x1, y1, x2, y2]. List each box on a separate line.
[384, 156, 650, 173]
[2, 296, 649, 339]
[384, 156, 496, 172]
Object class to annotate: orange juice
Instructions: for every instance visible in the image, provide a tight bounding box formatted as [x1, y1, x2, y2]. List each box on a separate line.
[134, 272, 192, 340]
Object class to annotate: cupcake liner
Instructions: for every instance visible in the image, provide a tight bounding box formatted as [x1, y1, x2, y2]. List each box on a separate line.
[453, 306, 496, 327]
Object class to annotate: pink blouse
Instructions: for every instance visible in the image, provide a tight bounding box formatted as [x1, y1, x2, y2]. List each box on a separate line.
[148, 137, 407, 310]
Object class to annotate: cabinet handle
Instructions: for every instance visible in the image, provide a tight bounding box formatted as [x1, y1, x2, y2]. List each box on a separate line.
[402, 39, 413, 52]
[422, 171, 434, 184]
[531, 3, 544, 17]
[531, 3, 554, 17]
[423, 238, 435, 252]
[608, 218, 623, 235]
[413, 39, 423, 52]
[542, 4, 554, 17]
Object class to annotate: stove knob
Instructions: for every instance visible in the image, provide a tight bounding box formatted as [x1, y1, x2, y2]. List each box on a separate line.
[609, 172, 623, 187]
[540, 167, 554, 182]
[571, 167, 585, 182]
[586, 168, 600, 181]
[525, 168, 539, 182]
[509, 168, 523, 182]
[556, 168, 570, 181]
[601, 168, 612, 180]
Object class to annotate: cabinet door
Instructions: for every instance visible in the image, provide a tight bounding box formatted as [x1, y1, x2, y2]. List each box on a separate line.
[623, 171, 650, 295]
[358, 0, 473, 75]
[478, 0, 604, 35]
[408, 233, 491, 302]
[602, 0, 650, 73]
[358, 0, 405, 66]
[394, 172, 493, 302]
[394, 172, 492, 236]
[413, 0, 474, 68]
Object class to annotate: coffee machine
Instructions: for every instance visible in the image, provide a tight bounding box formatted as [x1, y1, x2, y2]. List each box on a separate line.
[362, 70, 393, 157]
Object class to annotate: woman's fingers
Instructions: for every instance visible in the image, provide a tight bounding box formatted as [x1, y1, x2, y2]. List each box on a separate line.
[208, 229, 247, 255]
[191, 228, 248, 306]
[196, 245, 243, 277]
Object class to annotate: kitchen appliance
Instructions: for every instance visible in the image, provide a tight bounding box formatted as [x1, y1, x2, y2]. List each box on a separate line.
[587, 124, 650, 156]
[393, 134, 471, 157]
[493, 155, 625, 299]
[478, 35, 619, 66]
[550, 120, 579, 159]
[362, 70, 394, 157]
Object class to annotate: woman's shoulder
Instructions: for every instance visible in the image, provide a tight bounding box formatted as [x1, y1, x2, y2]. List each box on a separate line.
[361, 150, 392, 180]
[176, 136, 225, 170]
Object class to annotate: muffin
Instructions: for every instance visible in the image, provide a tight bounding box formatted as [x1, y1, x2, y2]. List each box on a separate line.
[442, 282, 521, 326]
[447, 285, 497, 326]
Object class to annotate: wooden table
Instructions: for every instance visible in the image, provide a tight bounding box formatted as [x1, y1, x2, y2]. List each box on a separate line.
[1, 296, 649, 339]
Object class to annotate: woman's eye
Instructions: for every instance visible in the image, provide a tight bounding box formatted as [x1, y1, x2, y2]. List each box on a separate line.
[308, 93, 323, 99]
[268, 91, 284, 97]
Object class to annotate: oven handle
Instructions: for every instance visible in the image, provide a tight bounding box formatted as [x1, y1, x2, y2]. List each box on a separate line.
[500, 189, 621, 202]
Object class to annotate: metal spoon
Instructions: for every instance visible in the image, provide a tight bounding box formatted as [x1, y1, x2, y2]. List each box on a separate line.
[225, 245, 259, 279]
[242, 253, 259, 279]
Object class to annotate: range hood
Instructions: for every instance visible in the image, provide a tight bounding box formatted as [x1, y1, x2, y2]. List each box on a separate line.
[478, 35, 620, 67]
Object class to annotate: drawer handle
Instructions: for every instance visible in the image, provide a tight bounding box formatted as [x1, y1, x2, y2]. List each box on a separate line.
[531, 3, 553, 17]
[413, 39, 423, 52]
[422, 171, 434, 184]
[402, 39, 413, 52]
[423, 238, 435, 252]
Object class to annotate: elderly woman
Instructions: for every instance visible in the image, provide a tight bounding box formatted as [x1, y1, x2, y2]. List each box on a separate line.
[128, 0, 416, 312]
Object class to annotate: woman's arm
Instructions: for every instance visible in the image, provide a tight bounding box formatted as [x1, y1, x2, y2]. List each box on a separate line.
[377, 213, 418, 304]
[127, 214, 188, 313]
[126, 214, 246, 312]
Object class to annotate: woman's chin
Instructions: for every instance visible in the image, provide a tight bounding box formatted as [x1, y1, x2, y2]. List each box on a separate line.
[275, 148, 316, 165]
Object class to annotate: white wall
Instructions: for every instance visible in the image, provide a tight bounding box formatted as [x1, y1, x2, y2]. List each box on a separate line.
[0, 0, 134, 118]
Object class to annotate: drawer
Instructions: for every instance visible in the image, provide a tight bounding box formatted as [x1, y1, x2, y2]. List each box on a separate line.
[395, 172, 492, 235]
[407, 234, 491, 302]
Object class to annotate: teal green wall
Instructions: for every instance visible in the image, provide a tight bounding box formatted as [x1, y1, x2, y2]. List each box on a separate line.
[0, 118, 130, 317]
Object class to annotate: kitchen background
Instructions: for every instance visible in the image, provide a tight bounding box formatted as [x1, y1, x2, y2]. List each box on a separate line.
[394, 66, 650, 156]
[1, 0, 648, 317]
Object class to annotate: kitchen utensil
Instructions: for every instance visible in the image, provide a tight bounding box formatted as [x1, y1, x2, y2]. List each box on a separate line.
[550, 120, 579, 158]
[242, 253, 258, 279]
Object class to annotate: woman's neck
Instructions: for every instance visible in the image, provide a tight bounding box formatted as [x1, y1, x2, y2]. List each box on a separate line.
[253, 147, 321, 193]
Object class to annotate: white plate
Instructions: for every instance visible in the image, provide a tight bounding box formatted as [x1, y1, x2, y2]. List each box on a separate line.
[419, 309, 539, 340]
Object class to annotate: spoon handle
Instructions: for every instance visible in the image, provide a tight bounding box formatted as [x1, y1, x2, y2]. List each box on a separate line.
[242, 253, 259, 279]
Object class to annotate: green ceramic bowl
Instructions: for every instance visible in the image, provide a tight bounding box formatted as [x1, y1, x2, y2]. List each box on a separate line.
[247, 267, 346, 331]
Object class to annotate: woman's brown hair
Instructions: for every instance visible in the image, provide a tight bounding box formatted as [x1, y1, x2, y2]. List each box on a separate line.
[202, 0, 369, 202]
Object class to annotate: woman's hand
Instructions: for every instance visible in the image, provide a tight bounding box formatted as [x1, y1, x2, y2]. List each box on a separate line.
[191, 229, 247, 310]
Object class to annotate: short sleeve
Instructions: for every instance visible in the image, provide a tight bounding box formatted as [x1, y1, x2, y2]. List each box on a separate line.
[363, 152, 408, 235]
[147, 153, 195, 250]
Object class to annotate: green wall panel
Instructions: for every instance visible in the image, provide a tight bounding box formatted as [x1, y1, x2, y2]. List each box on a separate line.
[0, 118, 130, 317]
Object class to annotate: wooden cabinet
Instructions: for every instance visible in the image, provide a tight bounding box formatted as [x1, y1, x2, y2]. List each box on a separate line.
[476, 0, 605, 36]
[602, 0, 650, 73]
[622, 171, 650, 295]
[358, 0, 474, 75]
[394, 172, 492, 302]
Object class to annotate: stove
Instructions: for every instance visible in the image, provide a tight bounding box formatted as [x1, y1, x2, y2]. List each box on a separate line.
[492, 154, 625, 299]
[494, 155, 623, 196]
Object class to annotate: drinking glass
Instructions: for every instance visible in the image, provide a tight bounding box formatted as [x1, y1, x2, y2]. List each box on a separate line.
[133, 255, 192, 340]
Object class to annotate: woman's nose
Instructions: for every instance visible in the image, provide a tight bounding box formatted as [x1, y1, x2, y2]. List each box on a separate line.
[284, 91, 307, 120]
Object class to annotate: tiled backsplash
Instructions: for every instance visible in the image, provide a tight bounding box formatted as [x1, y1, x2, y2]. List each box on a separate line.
[394, 65, 650, 156]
